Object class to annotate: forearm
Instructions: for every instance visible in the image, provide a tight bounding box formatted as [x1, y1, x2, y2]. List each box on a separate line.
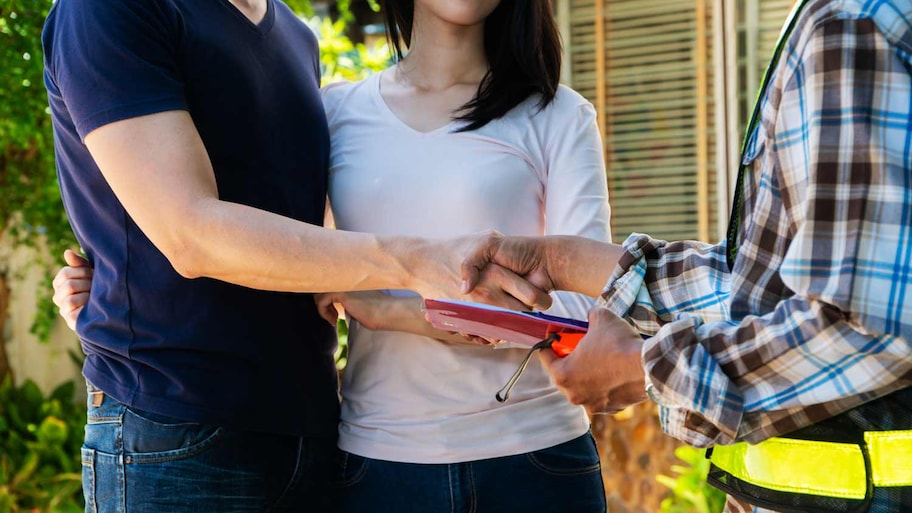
[343, 295, 476, 344]
[171, 198, 416, 293]
[382, 297, 474, 343]
[542, 236, 623, 297]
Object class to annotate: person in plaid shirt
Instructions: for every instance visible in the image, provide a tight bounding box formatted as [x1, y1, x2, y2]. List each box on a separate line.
[461, 0, 911, 511]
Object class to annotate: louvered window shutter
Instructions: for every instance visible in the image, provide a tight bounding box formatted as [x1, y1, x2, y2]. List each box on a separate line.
[560, 0, 797, 244]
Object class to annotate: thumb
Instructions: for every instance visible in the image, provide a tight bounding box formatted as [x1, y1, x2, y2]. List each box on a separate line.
[586, 305, 618, 331]
[460, 231, 503, 294]
[63, 249, 90, 268]
[537, 345, 560, 372]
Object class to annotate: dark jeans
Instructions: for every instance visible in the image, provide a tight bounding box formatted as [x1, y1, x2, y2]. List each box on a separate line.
[333, 432, 607, 513]
[81, 382, 336, 513]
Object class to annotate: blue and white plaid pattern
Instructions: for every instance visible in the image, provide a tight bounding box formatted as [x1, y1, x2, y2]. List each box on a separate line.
[599, 0, 912, 481]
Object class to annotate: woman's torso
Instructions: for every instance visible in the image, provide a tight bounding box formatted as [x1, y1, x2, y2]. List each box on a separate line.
[322, 71, 611, 463]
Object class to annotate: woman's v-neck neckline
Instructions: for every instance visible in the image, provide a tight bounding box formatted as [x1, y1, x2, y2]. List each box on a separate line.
[370, 70, 462, 137]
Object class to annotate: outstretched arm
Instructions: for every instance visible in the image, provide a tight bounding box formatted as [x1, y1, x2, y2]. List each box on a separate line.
[83, 111, 549, 311]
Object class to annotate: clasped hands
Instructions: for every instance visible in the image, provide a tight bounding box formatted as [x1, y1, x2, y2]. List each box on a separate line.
[318, 232, 647, 415]
[457, 232, 647, 416]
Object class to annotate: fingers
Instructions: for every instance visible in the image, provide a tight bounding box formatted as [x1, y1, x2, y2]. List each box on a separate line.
[63, 249, 90, 267]
[454, 333, 495, 346]
[314, 293, 340, 327]
[53, 253, 94, 303]
[469, 264, 551, 311]
[459, 231, 503, 294]
[58, 293, 89, 331]
[52, 269, 93, 298]
[537, 306, 646, 414]
[496, 264, 552, 310]
[458, 233, 553, 309]
[52, 268, 93, 313]
[52, 251, 94, 332]
[538, 345, 559, 370]
[545, 354, 614, 413]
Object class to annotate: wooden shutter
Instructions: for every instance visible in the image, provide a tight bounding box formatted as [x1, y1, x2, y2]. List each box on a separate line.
[559, 0, 603, 106]
[563, 0, 718, 243]
[605, 0, 718, 243]
[734, 0, 798, 131]
[561, 0, 798, 244]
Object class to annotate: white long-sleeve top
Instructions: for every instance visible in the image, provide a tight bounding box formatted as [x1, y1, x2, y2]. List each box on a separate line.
[323, 72, 612, 463]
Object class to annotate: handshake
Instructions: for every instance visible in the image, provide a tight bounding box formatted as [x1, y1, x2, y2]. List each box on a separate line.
[412, 231, 648, 416]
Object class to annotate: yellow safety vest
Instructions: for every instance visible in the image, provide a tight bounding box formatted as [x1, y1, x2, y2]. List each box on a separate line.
[709, 430, 912, 500]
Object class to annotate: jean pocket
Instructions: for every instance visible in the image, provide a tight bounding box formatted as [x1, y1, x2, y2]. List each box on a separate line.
[332, 451, 369, 488]
[81, 447, 97, 513]
[121, 407, 223, 463]
[85, 392, 125, 424]
[527, 433, 601, 476]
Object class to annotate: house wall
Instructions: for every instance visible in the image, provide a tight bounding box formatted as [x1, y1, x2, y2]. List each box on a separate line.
[1, 238, 83, 397]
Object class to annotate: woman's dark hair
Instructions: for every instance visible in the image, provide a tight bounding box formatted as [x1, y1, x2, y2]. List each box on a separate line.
[381, 0, 562, 132]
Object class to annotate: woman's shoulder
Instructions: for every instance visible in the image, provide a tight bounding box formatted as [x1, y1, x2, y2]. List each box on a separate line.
[544, 85, 596, 118]
[320, 72, 383, 115]
[320, 78, 359, 106]
[503, 84, 595, 130]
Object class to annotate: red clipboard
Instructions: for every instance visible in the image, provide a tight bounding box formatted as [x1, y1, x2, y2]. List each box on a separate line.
[423, 299, 588, 356]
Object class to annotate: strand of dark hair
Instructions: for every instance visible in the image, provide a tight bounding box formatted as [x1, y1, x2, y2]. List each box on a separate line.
[381, 0, 562, 132]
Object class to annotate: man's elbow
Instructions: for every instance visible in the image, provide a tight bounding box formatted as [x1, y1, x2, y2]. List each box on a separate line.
[170, 253, 205, 279]
[151, 201, 221, 280]
[157, 233, 209, 280]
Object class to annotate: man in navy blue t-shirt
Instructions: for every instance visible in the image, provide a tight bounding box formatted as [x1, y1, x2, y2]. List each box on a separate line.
[42, 0, 551, 510]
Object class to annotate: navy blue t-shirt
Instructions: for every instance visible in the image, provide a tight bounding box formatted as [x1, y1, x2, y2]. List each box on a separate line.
[42, 0, 339, 435]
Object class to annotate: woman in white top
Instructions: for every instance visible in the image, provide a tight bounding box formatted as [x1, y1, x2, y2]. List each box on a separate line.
[52, 0, 612, 511]
[315, 0, 611, 511]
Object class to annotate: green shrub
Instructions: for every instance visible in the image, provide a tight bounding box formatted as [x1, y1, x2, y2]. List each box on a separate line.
[308, 16, 391, 86]
[657, 445, 726, 513]
[0, 378, 85, 513]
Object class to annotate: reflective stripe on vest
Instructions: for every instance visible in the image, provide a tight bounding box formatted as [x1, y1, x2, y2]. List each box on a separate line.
[709, 430, 912, 500]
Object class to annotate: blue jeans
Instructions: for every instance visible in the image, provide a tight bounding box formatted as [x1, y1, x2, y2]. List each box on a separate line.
[333, 432, 606, 513]
[81, 382, 336, 513]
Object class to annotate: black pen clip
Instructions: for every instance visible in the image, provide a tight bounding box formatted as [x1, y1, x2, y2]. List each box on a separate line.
[495, 332, 561, 403]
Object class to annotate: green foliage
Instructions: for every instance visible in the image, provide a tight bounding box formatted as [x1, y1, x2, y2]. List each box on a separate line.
[657, 445, 727, 513]
[0, 378, 85, 513]
[0, 0, 75, 260]
[284, 0, 316, 17]
[308, 16, 391, 85]
[0, 0, 78, 341]
[335, 319, 349, 370]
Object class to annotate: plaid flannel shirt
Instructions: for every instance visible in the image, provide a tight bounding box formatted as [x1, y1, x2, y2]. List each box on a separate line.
[599, 0, 912, 472]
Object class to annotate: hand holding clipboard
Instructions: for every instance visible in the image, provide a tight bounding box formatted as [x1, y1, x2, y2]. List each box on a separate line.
[423, 298, 588, 401]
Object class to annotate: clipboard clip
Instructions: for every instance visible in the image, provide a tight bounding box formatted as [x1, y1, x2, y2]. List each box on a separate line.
[496, 333, 558, 402]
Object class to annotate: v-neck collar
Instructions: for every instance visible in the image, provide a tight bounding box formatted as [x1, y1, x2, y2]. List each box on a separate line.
[221, 0, 275, 36]
[370, 70, 465, 137]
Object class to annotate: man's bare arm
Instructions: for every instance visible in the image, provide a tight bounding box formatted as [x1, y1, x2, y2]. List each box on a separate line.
[84, 111, 550, 309]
